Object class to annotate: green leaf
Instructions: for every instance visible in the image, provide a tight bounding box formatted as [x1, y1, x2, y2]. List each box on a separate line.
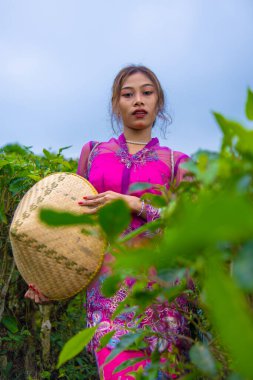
[189, 343, 217, 376]
[57, 327, 97, 368]
[27, 174, 41, 182]
[234, 242, 253, 291]
[213, 112, 253, 155]
[1, 316, 19, 333]
[101, 274, 122, 297]
[141, 193, 167, 207]
[0, 159, 9, 168]
[205, 253, 253, 378]
[99, 331, 116, 349]
[43, 148, 53, 159]
[58, 145, 72, 155]
[40, 208, 95, 226]
[98, 199, 130, 242]
[129, 182, 154, 192]
[105, 332, 142, 364]
[113, 357, 146, 374]
[9, 177, 28, 195]
[245, 88, 253, 121]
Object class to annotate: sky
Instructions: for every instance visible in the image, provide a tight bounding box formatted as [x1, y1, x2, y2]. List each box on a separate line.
[1, 0, 253, 159]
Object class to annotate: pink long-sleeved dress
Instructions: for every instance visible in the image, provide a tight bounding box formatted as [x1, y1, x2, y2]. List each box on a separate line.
[77, 133, 190, 379]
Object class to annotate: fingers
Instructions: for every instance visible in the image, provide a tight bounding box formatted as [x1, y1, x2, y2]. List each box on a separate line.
[78, 191, 123, 213]
[78, 194, 108, 208]
[78, 198, 105, 207]
[25, 284, 49, 304]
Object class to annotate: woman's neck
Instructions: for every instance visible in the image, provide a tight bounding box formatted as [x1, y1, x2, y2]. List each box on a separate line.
[123, 127, 152, 143]
[123, 127, 153, 155]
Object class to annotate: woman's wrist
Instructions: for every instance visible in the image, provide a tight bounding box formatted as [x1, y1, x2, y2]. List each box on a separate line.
[130, 196, 146, 218]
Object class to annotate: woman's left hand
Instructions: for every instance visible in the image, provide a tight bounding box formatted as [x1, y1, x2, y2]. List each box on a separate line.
[78, 191, 141, 215]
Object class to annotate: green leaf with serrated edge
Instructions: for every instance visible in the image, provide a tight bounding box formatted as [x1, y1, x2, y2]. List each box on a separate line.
[189, 343, 217, 376]
[40, 208, 95, 226]
[57, 327, 97, 368]
[98, 199, 130, 242]
[129, 182, 154, 192]
[1, 316, 19, 333]
[205, 252, 253, 378]
[245, 88, 253, 120]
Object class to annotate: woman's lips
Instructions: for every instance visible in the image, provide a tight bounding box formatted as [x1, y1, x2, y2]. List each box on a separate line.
[132, 110, 147, 118]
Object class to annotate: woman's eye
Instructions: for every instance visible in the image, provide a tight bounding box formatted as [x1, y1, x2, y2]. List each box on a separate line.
[122, 93, 133, 98]
[144, 91, 153, 95]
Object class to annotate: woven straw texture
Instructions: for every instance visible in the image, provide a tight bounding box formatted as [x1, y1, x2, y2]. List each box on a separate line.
[9, 173, 106, 300]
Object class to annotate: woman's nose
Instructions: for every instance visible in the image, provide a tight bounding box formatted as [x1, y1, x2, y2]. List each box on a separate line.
[134, 93, 144, 105]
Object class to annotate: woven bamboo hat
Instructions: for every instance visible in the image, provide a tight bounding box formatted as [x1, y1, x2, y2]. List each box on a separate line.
[9, 173, 106, 300]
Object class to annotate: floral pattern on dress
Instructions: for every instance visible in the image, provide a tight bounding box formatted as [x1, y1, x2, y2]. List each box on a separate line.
[116, 147, 159, 169]
[78, 134, 191, 359]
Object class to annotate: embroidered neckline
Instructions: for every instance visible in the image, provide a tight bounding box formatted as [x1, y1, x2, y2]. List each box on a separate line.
[116, 134, 159, 169]
[118, 133, 159, 155]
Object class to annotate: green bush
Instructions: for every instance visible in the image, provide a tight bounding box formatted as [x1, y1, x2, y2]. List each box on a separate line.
[0, 145, 98, 379]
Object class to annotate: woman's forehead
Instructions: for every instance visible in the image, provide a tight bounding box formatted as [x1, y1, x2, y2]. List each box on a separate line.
[121, 72, 154, 89]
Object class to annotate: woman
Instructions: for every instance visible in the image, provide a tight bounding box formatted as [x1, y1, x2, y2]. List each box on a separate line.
[26, 65, 190, 379]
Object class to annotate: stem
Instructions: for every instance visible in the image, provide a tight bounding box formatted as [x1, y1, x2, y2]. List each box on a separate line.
[118, 219, 161, 243]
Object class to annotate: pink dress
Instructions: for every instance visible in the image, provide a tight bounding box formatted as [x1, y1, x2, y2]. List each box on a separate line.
[77, 134, 190, 379]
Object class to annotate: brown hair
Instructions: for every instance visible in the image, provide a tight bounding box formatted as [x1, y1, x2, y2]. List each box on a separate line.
[110, 64, 171, 136]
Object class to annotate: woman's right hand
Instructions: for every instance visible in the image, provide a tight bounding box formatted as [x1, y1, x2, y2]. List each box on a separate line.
[24, 284, 50, 304]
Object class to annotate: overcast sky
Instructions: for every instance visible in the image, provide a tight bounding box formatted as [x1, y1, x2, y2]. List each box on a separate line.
[1, 0, 253, 159]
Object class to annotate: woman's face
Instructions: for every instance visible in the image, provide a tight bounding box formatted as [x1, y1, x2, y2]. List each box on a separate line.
[117, 72, 158, 132]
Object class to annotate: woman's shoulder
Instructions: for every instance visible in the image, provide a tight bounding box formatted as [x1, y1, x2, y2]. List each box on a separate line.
[80, 136, 118, 150]
[156, 144, 190, 163]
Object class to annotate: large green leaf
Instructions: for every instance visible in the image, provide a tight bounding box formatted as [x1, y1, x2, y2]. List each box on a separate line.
[57, 327, 97, 368]
[98, 199, 130, 242]
[40, 208, 95, 226]
[160, 191, 253, 267]
[114, 191, 253, 274]
[204, 253, 253, 378]
[245, 88, 253, 121]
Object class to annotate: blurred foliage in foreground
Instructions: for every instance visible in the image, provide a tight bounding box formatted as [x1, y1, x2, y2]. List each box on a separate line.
[1, 88, 253, 379]
[41, 89, 253, 380]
